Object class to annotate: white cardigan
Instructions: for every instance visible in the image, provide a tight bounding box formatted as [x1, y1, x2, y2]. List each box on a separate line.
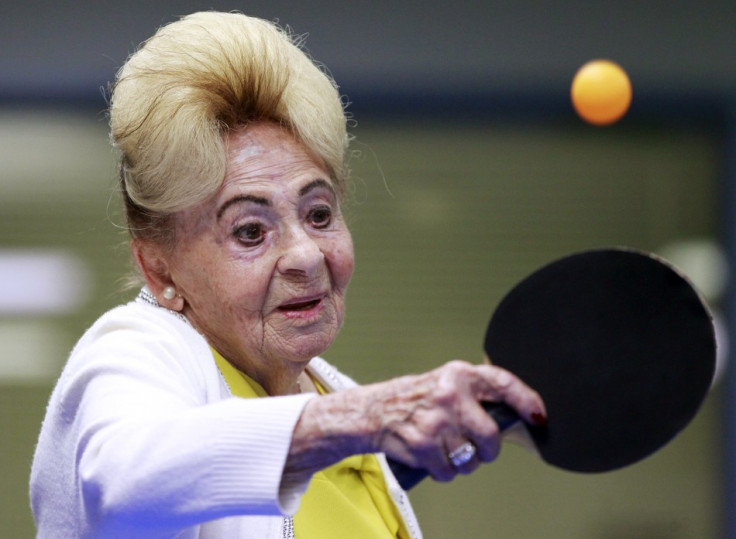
[30, 294, 422, 538]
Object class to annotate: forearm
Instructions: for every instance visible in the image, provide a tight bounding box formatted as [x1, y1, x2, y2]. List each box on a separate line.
[284, 385, 379, 484]
[284, 372, 437, 480]
[284, 361, 547, 485]
[77, 395, 314, 528]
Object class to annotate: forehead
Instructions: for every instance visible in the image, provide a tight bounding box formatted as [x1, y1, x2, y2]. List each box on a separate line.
[224, 123, 324, 181]
[214, 123, 336, 216]
[218, 125, 334, 211]
[175, 123, 332, 231]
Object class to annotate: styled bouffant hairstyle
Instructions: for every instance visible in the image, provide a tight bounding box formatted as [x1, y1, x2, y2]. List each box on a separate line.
[109, 11, 349, 245]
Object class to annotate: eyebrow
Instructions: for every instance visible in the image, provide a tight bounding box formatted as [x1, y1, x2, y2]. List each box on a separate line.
[299, 178, 335, 198]
[216, 178, 335, 221]
[216, 194, 269, 221]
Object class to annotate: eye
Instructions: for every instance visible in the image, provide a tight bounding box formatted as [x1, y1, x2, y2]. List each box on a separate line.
[234, 222, 266, 246]
[307, 205, 333, 229]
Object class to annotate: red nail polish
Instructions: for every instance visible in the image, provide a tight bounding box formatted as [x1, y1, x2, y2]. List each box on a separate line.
[531, 412, 548, 427]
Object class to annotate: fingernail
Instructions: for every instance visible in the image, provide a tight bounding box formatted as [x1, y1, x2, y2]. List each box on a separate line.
[531, 411, 548, 427]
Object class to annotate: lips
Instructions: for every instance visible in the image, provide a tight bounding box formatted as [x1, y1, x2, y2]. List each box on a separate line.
[277, 294, 324, 312]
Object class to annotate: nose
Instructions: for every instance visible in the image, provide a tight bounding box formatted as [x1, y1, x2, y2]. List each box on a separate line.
[276, 225, 325, 277]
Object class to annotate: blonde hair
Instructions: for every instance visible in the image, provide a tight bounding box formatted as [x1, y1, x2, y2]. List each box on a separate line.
[109, 11, 349, 244]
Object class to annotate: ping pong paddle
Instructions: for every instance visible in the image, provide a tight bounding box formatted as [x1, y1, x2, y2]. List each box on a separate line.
[388, 248, 716, 490]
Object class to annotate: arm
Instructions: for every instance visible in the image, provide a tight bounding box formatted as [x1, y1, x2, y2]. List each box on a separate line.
[43, 309, 314, 535]
[284, 360, 547, 486]
[43, 308, 542, 533]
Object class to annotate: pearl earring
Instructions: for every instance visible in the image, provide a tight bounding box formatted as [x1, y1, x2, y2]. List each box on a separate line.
[162, 286, 177, 300]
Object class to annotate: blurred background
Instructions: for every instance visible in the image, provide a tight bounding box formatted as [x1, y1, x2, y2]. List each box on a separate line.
[2, 1, 736, 537]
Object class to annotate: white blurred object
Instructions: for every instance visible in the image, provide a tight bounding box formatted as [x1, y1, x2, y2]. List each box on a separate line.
[658, 238, 729, 303]
[0, 111, 114, 203]
[712, 310, 729, 387]
[658, 238, 730, 388]
[0, 321, 66, 381]
[0, 249, 91, 315]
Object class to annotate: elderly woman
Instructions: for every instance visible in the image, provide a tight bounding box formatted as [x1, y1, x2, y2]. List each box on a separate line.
[29, 11, 546, 539]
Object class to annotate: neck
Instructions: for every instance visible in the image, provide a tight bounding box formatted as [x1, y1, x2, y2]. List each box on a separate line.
[195, 326, 308, 396]
[262, 369, 306, 396]
[220, 350, 307, 396]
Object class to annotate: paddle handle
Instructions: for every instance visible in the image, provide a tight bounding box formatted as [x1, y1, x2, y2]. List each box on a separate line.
[386, 402, 520, 490]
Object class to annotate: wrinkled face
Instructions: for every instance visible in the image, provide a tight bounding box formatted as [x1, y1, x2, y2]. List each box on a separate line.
[166, 122, 354, 388]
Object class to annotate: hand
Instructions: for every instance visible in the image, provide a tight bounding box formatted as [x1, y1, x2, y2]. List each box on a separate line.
[286, 360, 546, 485]
[365, 360, 546, 481]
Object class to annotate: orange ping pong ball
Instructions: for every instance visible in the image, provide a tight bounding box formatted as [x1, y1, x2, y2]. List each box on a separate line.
[571, 60, 632, 126]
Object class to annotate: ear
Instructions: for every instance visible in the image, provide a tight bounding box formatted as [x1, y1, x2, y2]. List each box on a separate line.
[131, 239, 185, 312]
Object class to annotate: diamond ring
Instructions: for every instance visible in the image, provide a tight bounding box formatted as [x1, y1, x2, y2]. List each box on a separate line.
[448, 442, 476, 467]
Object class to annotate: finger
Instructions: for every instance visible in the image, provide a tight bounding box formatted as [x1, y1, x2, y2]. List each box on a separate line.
[445, 438, 482, 475]
[380, 404, 463, 482]
[423, 441, 461, 482]
[457, 402, 502, 463]
[472, 364, 548, 427]
[427, 361, 509, 463]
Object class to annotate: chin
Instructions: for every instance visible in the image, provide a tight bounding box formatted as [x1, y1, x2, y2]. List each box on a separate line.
[287, 331, 337, 362]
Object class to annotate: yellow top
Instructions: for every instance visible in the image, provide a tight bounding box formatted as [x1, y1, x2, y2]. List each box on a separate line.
[212, 349, 409, 538]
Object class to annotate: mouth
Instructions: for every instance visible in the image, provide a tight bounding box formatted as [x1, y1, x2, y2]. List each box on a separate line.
[277, 294, 325, 313]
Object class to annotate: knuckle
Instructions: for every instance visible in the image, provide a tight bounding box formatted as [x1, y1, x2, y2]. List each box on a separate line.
[400, 422, 433, 450]
[482, 445, 501, 463]
[432, 382, 456, 406]
[431, 468, 457, 483]
[476, 438, 501, 463]
[476, 416, 500, 440]
[399, 428, 423, 448]
[401, 416, 446, 451]
[488, 365, 514, 389]
[435, 361, 473, 392]
[422, 411, 452, 437]
[458, 461, 480, 476]
[475, 364, 517, 399]
[440, 360, 473, 380]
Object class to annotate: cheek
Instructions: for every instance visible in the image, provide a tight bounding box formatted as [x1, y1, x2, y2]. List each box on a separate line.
[178, 251, 272, 316]
[329, 236, 355, 291]
[221, 260, 274, 311]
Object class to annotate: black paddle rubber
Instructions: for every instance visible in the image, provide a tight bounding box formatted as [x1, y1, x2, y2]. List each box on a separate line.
[388, 248, 716, 490]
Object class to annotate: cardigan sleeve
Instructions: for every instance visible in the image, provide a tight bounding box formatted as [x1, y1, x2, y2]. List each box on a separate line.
[31, 303, 315, 536]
